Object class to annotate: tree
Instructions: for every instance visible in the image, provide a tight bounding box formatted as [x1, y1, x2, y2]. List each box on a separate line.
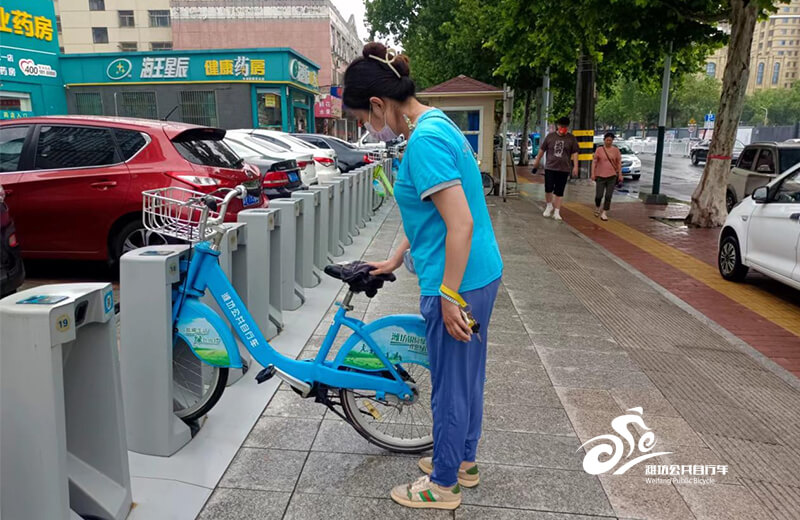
[686, 0, 783, 228]
[741, 84, 800, 125]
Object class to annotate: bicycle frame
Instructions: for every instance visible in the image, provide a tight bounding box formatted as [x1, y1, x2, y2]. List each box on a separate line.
[373, 164, 395, 197]
[172, 241, 421, 401]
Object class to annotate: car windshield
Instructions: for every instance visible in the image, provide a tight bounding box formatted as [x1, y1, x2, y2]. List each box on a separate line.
[329, 136, 357, 149]
[618, 145, 634, 155]
[780, 148, 800, 173]
[225, 139, 261, 159]
[284, 134, 318, 150]
[173, 138, 242, 169]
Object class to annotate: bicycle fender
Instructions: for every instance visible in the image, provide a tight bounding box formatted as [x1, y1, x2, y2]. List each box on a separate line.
[175, 297, 243, 369]
[335, 314, 428, 371]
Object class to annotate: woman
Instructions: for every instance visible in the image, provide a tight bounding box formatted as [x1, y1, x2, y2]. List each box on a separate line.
[344, 43, 503, 510]
[591, 132, 623, 221]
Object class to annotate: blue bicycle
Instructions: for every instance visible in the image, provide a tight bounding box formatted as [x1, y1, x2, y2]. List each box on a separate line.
[141, 184, 433, 452]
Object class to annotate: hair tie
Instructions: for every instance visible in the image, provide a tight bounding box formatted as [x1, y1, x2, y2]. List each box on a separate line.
[368, 48, 402, 79]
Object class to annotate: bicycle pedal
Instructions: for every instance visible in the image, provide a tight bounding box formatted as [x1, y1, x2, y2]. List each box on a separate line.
[255, 365, 276, 384]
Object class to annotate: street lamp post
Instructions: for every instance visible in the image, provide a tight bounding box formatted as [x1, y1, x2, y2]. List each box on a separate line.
[646, 43, 672, 205]
[760, 105, 768, 126]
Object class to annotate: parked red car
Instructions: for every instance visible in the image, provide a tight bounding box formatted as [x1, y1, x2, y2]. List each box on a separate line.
[0, 116, 266, 264]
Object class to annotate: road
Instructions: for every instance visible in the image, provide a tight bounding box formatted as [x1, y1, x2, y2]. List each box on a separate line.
[618, 153, 702, 203]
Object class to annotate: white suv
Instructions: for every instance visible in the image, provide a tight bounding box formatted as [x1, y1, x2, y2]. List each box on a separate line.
[726, 142, 800, 212]
[718, 162, 800, 290]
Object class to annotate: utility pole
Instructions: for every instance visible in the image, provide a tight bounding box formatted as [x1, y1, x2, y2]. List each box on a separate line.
[574, 54, 596, 179]
[646, 42, 672, 205]
[500, 85, 514, 201]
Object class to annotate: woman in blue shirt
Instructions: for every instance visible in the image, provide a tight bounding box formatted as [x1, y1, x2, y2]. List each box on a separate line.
[344, 43, 503, 510]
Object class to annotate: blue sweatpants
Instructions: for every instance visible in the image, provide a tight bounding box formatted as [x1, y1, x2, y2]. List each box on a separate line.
[419, 277, 501, 487]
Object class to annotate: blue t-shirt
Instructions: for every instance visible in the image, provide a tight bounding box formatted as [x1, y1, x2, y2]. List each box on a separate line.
[394, 109, 503, 296]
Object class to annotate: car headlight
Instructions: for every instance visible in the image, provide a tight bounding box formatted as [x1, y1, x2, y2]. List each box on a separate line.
[632, 158, 641, 167]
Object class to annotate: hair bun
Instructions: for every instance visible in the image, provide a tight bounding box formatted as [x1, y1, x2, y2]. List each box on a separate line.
[362, 42, 411, 77]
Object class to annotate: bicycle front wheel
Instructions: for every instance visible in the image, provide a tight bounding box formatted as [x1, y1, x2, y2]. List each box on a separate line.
[482, 172, 495, 196]
[172, 336, 228, 422]
[340, 362, 433, 453]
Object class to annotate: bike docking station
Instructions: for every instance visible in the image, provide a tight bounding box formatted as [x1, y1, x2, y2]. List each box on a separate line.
[361, 166, 374, 221]
[201, 222, 251, 386]
[320, 177, 348, 251]
[119, 245, 196, 455]
[342, 171, 364, 232]
[270, 199, 305, 310]
[307, 183, 334, 266]
[0, 283, 132, 520]
[292, 190, 322, 288]
[236, 208, 281, 340]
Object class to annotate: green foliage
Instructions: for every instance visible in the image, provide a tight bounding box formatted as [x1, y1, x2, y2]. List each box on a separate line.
[741, 84, 800, 125]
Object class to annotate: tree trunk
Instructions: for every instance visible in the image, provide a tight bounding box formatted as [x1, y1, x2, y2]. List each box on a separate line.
[686, 0, 758, 227]
[519, 90, 532, 166]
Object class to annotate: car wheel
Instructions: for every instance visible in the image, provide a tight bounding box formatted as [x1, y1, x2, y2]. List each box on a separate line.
[691, 153, 699, 166]
[725, 190, 736, 213]
[718, 234, 749, 282]
[111, 220, 169, 264]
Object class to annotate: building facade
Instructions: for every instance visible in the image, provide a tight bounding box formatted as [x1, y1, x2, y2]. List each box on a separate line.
[0, 0, 67, 119]
[60, 47, 319, 131]
[704, 1, 800, 93]
[54, 0, 174, 53]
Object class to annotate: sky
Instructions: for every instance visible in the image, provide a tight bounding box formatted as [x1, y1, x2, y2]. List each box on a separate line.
[331, 0, 369, 41]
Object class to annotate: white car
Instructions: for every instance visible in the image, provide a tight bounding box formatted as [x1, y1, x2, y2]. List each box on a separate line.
[235, 129, 339, 183]
[593, 138, 642, 180]
[718, 162, 800, 290]
[228, 130, 319, 185]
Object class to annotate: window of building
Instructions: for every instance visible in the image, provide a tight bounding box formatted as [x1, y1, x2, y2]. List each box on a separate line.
[149, 10, 171, 27]
[756, 62, 765, 84]
[74, 92, 103, 115]
[89, 0, 105, 11]
[119, 42, 137, 52]
[0, 124, 30, 173]
[779, 51, 785, 55]
[119, 91, 158, 119]
[773, 62, 781, 84]
[151, 42, 172, 51]
[119, 10, 135, 27]
[92, 27, 109, 44]
[180, 91, 217, 127]
[706, 62, 716, 77]
[781, 40, 786, 45]
[442, 109, 481, 154]
[759, 42, 764, 50]
[59, 46, 64, 54]
[34, 126, 118, 170]
[56, 15, 61, 32]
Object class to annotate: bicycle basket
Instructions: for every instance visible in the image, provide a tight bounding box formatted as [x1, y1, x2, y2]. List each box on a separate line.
[142, 186, 224, 242]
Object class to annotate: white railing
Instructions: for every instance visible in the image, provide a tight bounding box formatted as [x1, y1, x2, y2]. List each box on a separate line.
[627, 139, 693, 157]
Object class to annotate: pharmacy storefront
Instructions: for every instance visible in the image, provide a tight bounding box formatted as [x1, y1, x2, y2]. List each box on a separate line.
[60, 48, 318, 131]
[0, 0, 66, 119]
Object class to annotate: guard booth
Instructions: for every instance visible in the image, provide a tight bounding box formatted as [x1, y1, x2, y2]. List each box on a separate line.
[416, 75, 504, 174]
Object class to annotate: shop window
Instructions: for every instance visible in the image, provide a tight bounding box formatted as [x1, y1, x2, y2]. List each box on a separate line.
[92, 27, 109, 44]
[89, 0, 105, 11]
[179, 91, 218, 127]
[120, 91, 158, 119]
[149, 10, 171, 28]
[443, 109, 481, 154]
[119, 10, 135, 28]
[74, 92, 103, 115]
[119, 42, 137, 52]
[151, 42, 172, 50]
[113, 129, 148, 161]
[257, 91, 283, 129]
[0, 125, 30, 173]
[34, 126, 118, 170]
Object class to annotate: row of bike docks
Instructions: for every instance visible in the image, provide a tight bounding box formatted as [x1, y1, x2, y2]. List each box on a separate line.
[0, 160, 393, 520]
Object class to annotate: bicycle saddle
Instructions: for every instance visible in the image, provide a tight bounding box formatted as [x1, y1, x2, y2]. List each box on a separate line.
[324, 261, 396, 298]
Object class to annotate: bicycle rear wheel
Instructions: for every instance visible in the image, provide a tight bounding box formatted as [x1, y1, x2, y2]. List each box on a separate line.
[172, 336, 228, 422]
[340, 362, 433, 453]
[482, 172, 495, 196]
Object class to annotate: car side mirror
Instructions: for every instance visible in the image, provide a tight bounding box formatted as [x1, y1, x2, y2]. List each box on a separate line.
[752, 186, 769, 203]
[757, 164, 774, 174]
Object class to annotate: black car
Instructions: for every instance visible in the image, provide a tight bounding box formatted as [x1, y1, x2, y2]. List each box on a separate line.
[293, 134, 369, 172]
[0, 184, 25, 298]
[690, 139, 745, 166]
[224, 138, 304, 199]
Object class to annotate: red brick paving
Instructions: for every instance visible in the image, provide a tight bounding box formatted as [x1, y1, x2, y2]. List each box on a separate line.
[558, 201, 800, 380]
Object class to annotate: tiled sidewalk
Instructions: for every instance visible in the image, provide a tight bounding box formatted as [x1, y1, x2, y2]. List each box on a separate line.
[516, 165, 800, 380]
[197, 196, 800, 519]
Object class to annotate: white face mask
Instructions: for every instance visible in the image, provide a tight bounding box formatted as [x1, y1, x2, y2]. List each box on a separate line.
[365, 105, 398, 142]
